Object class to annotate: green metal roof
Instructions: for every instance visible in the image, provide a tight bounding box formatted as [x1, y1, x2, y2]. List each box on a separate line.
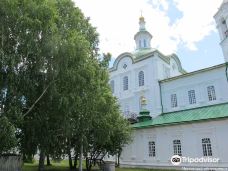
[133, 48, 156, 59]
[133, 103, 228, 129]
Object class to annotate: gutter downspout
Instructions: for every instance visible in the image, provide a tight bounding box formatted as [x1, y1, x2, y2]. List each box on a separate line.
[159, 81, 164, 114]
[226, 62, 228, 82]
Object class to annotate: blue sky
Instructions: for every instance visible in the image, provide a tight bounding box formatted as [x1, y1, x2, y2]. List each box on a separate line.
[177, 31, 224, 71]
[74, 0, 224, 72]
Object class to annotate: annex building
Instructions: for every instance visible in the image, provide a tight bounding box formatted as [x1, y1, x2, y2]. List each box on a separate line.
[109, 0, 228, 170]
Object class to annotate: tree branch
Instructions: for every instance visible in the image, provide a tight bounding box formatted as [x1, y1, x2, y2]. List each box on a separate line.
[23, 80, 55, 118]
[1, 25, 3, 49]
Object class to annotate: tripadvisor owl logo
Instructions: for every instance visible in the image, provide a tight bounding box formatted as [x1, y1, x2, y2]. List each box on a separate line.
[171, 155, 182, 165]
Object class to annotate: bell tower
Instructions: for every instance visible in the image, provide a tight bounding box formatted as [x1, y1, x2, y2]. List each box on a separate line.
[134, 16, 153, 50]
[214, 0, 228, 62]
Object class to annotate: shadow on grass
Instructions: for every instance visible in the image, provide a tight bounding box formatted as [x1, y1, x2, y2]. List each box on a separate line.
[23, 163, 69, 171]
[23, 163, 98, 171]
[115, 168, 177, 171]
[23, 162, 176, 171]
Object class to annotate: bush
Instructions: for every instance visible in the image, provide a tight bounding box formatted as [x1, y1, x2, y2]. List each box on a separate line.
[0, 116, 17, 154]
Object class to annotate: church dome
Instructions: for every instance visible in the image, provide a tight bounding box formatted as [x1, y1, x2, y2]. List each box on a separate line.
[134, 16, 153, 50]
[139, 16, 145, 22]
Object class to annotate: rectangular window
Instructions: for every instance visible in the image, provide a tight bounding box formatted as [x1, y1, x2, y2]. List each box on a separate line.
[202, 138, 213, 156]
[138, 71, 144, 87]
[143, 39, 147, 48]
[123, 76, 128, 91]
[148, 141, 156, 157]
[207, 86, 216, 101]
[188, 90, 196, 104]
[171, 94, 177, 108]
[173, 140, 182, 156]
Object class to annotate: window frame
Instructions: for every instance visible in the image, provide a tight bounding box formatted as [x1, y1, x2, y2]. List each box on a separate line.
[138, 71, 144, 87]
[123, 76, 128, 91]
[171, 94, 178, 108]
[143, 39, 147, 48]
[173, 139, 182, 156]
[148, 141, 156, 157]
[207, 86, 216, 101]
[202, 138, 213, 156]
[188, 90, 196, 104]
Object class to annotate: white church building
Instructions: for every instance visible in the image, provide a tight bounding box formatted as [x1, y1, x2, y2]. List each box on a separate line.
[109, 0, 228, 170]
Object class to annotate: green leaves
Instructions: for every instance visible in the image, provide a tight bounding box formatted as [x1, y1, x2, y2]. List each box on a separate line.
[0, 0, 131, 169]
[0, 116, 17, 154]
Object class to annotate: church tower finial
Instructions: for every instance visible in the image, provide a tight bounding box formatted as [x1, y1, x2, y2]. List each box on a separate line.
[214, 0, 228, 62]
[134, 16, 153, 50]
[139, 11, 146, 31]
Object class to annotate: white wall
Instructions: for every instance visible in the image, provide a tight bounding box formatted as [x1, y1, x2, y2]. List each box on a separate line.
[109, 53, 163, 118]
[120, 119, 228, 169]
[109, 53, 228, 118]
[160, 65, 228, 113]
[109, 51, 184, 118]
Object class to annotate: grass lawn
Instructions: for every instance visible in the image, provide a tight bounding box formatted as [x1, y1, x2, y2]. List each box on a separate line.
[116, 169, 174, 171]
[23, 160, 174, 171]
[23, 160, 69, 171]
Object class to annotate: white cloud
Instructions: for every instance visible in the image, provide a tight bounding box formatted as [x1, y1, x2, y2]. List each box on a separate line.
[171, 0, 223, 51]
[73, 0, 223, 57]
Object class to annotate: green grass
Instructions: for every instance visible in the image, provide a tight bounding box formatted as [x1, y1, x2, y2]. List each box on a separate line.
[116, 169, 174, 171]
[23, 161, 174, 171]
[23, 160, 73, 171]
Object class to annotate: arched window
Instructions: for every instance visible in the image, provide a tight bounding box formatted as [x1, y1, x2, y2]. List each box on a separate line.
[173, 140, 182, 156]
[143, 39, 147, 48]
[138, 71, 144, 86]
[202, 138, 212, 156]
[123, 76, 128, 91]
[139, 40, 142, 48]
[110, 80, 114, 93]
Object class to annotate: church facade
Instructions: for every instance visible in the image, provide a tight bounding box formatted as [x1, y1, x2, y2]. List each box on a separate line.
[109, 1, 228, 170]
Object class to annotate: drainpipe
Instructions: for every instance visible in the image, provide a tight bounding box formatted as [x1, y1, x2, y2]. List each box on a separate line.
[226, 62, 228, 82]
[159, 81, 164, 114]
